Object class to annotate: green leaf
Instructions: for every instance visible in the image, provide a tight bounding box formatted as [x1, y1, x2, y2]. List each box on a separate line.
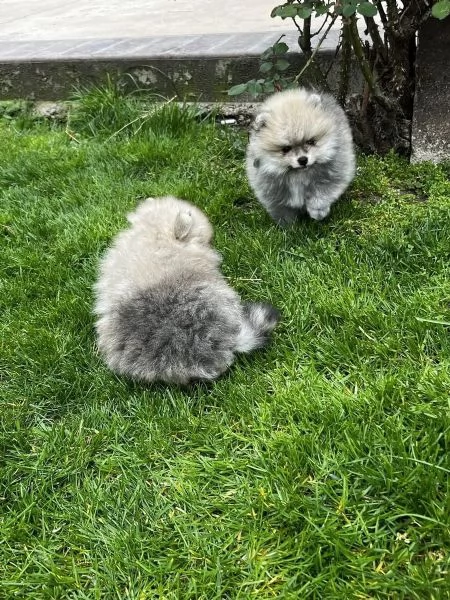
[271, 3, 315, 19]
[342, 3, 357, 16]
[275, 59, 291, 71]
[227, 83, 249, 96]
[315, 4, 329, 16]
[432, 0, 450, 19]
[273, 76, 293, 90]
[356, 2, 378, 17]
[416, 317, 450, 325]
[259, 61, 273, 73]
[272, 4, 299, 18]
[273, 41, 289, 55]
[297, 6, 313, 18]
[247, 80, 264, 96]
[263, 81, 276, 93]
[270, 5, 282, 18]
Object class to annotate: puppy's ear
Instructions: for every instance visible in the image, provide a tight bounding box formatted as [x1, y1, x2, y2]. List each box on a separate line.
[174, 210, 193, 240]
[252, 111, 269, 132]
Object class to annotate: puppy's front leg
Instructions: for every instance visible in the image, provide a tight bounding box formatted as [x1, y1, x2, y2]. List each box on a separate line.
[305, 196, 331, 221]
[266, 203, 299, 226]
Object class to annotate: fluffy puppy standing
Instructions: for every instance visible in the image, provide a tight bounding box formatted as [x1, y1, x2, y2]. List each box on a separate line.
[246, 88, 355, 224]
[93, 196, 280, 385]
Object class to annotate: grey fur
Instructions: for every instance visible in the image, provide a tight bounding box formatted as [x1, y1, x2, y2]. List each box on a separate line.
[246, 88, 356, 225]
[93, 196, 280, 384]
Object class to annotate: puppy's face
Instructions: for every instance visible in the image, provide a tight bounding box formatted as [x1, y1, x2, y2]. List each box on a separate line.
[250, 92, 337, 173]
[128, 196, 213, 245]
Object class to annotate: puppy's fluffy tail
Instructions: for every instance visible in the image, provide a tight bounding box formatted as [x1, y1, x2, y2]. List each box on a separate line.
[235, 302, 280, 353]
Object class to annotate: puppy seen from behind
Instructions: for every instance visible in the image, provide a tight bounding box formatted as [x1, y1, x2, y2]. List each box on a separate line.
[93, 196, 280, 385]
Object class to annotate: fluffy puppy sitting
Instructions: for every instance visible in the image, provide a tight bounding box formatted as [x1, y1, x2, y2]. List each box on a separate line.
[93, 196, 280, 384]
[246, 88, 355, 224]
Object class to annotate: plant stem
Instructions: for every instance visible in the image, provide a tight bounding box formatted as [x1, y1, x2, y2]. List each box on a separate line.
[311, 13, 331, 38]
[385, 0, 399, 26]
[291, 17, 303, 36]
[364, 16, 388, 63]
[375, 0, 388, 26]
[299, 16, 312, 53]
[337, 19, 351, 105]
[293, 15, 337, 85]
[347, 16, 392, 110]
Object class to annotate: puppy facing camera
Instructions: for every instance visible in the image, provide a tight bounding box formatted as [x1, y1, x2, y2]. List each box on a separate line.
[246, 88, 356, 225]
[93, 196, 280, 385]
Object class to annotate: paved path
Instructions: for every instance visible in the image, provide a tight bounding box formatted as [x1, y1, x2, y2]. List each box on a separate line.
[0, 0, 342, 60]
[0, 0, 341, 100]
[0, 0, 294, 41]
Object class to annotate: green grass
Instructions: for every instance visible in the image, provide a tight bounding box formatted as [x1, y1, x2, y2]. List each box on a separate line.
[0, 92, 449, 599]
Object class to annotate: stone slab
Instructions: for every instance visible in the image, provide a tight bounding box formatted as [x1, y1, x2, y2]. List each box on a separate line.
[411, 18, 450, 163]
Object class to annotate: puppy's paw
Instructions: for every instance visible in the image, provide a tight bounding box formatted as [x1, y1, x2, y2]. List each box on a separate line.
[307, 206, 330, 221]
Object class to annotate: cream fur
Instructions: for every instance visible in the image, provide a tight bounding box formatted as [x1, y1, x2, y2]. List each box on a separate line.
[93, 196, 280, 384]
[246, 88, 356, 224]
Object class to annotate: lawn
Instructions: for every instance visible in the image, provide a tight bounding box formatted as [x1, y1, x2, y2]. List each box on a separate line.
[1, 90, 449, 599]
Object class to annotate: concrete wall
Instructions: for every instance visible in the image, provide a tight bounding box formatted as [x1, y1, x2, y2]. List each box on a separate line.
[411, 17, 450, 163]
[0, 52, 362, 102]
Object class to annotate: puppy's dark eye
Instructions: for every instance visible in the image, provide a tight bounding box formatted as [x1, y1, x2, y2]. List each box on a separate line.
[306, 138, 316, 146]
[281, 145, 292, 154]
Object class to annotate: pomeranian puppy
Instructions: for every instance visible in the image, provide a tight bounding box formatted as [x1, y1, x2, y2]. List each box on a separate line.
[246, 88, 355, 224]
[93, 196, 280, 385]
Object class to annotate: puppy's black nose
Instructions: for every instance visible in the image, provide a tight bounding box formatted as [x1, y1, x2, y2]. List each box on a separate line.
[298, 156, 308, 167]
